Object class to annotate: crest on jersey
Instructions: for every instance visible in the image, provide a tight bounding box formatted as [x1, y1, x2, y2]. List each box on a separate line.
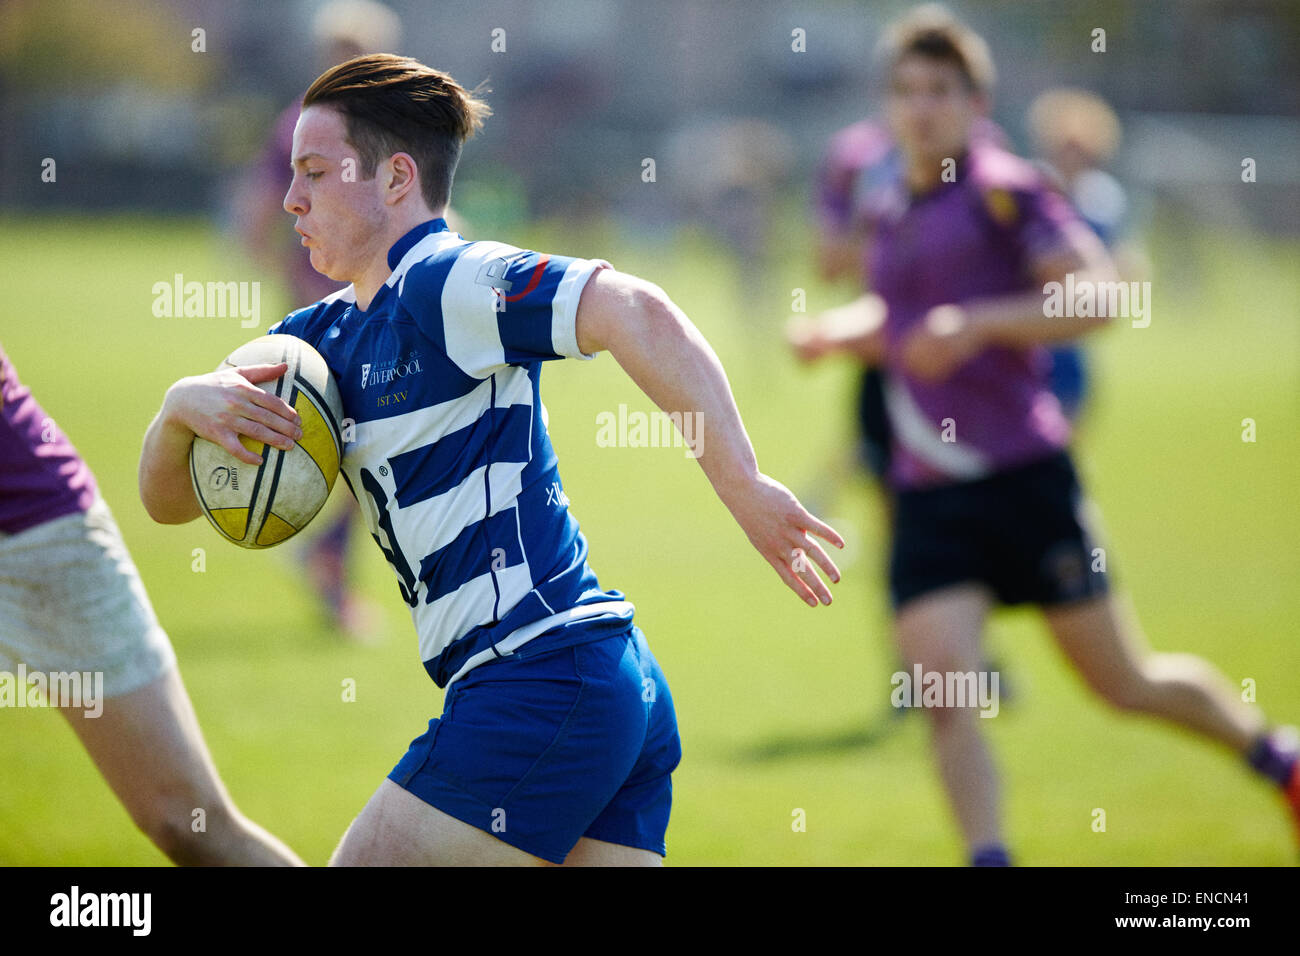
[475, 252, 550, 308]
[476, 253, 532, 293]
[984, 188, 1019, 226]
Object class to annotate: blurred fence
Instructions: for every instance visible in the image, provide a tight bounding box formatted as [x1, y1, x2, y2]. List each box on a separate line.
[1, 0, 1297, 234]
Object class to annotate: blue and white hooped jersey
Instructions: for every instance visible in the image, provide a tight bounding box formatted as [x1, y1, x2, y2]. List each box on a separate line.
[269, 218, 633, 687]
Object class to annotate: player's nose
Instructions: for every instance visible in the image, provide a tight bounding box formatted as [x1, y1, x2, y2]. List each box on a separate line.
[283, 182, 307, 216]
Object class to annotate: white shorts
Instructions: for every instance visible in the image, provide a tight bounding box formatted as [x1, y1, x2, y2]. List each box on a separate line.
[0, 497, 177, 699]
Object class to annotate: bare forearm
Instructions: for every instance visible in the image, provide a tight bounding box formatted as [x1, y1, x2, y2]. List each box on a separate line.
[969, 237, 1121, 348]
[139, 404, 202, 524]
[602, 285, 759, 503]
[576, 269, 843, 604]
[790, 292, 886, 363]
[967, 279, 1112, 348]
[822, 294, 886, 352]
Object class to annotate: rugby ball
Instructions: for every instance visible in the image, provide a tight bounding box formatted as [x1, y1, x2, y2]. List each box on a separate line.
[190, 335, 345, 549]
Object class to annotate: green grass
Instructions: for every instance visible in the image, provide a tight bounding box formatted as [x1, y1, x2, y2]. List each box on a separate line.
[0, 212, 1296, 865]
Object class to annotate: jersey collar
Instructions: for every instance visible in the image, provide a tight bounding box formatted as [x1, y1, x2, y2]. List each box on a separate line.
[387, 217, 451, 271]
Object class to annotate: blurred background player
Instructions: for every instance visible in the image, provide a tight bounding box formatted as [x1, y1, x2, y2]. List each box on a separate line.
[803, 116, 898, 511]
[801, 110, 1041, 511]
[230, 0, 403, 640]
[1026, 86, 1148, 278]
[0, 341, 304, 866]
[798, 75, 1016, 717]
[799, 96, 1115, 511]
[787, 4, 1300, 865]
[1026, 86, 1150, 424]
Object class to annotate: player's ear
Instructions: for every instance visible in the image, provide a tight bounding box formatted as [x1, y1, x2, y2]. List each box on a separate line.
[384, 152, 420, 206]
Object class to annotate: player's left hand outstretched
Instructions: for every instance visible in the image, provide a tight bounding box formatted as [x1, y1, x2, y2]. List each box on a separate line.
[725, 473, 844, 607]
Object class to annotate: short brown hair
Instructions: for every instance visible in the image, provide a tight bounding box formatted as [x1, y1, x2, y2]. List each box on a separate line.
[879, 4, 995, 94]
[303, 54, 491, 210]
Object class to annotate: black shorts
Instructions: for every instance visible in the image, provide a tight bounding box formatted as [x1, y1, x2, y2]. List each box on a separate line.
[889, 450, 1109, 611]
[855, 366, 892, 480]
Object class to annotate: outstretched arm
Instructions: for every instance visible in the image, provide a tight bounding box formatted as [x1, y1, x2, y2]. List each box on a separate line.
[575, 268, 843, 607]
[786, 292, 887, 365]
[900, 217, 1121, 382]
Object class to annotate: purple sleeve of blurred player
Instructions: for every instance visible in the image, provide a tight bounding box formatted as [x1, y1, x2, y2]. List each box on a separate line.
[816, 117, 1006, 238]
[1015, 175, 1101, 267]
[0, 343, 97, 535]
[868, 142, 1095, 490]
[815, 120, 896, 235]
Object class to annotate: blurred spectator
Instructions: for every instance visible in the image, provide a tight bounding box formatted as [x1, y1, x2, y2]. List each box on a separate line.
[1027, 86, 1150, 422]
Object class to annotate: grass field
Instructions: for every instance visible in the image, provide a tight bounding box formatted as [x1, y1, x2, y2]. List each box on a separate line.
[0, 211, 1296, 865]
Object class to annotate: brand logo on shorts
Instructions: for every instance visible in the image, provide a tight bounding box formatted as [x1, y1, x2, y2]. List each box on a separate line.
[1045, 542, 1087, 597]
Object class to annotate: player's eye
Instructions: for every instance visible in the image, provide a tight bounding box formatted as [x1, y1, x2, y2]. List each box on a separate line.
[307, 171, 324, 181]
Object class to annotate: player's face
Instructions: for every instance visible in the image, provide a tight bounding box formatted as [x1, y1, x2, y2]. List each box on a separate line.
[887, 55, 980, 167]
[1049, 138, 1095, 182]
[283, 105, 389, 285]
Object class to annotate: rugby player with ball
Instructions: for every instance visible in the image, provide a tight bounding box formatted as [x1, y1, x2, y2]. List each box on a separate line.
[140, 54, 843, 866]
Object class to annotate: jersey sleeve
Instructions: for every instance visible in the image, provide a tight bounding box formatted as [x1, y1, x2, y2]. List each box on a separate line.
[415, 240, 611, 379]
[267, 311, 302, 337]
[1009, 179, 1101, 272]
[267, 305, 317, 344]
[267, 288, 356, 347]
[815, 147, 857, 235]
[969, 146, 1102, 276]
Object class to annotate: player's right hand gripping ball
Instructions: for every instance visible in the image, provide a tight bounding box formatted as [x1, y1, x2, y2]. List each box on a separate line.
[190, 335, 345, 549]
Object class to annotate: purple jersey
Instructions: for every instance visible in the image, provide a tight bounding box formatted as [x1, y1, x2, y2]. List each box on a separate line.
[0, 343, 97, 534]
[867, 142, 1093, 490]
[815, 119, 897, 236]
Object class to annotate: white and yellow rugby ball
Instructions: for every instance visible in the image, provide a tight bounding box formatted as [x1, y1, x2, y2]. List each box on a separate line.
[190, 334, 345, 549]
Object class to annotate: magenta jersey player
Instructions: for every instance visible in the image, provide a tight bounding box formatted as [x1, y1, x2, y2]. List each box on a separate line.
[789, 5, 1300, 866]
[867, 141, 1093, 489]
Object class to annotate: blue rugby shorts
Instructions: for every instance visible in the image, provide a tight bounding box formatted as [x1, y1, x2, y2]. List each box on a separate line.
[389, 624, 681, 863]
